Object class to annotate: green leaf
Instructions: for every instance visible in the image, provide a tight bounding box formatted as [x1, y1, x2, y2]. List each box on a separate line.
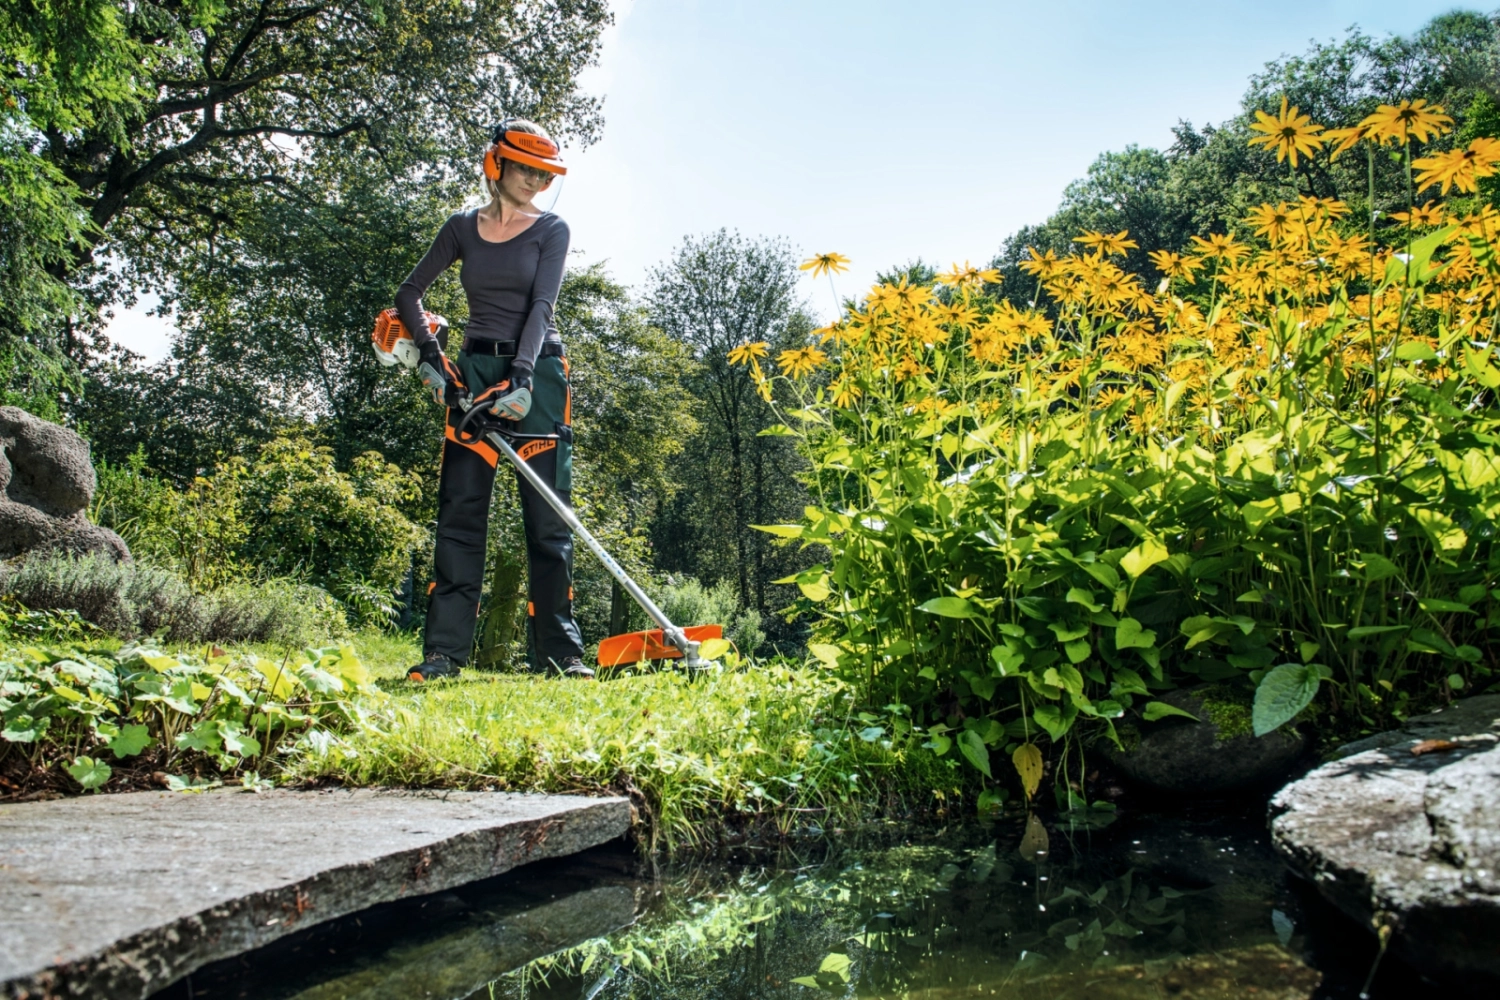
[1119, 538, 1168, 580]
[1109, 667, 1149, 697]
[752, 523, 804, 538]
[918, 596, 982, 619]
[1032, 703, 1075, 741]
[1253, 663, 1320, 737]
[220, 725, 262, 758]
[107, 724, 151, 758]
[1064, 639, 1091, 664]
[925, 733, 952, 756]
[1142, 701, 1200, 723]
[958, 730, 992, 778]
[1395, 341, 1438, 361]
[175, 721, 220, 754]
[66, 756, 111, 791]
[1347, 625, 1407, 639]
[977, 788, 1008, 816]
[1418, 598, 1472, 614]
[1114, 617, 1156, 650]
[817, 953, 852, 977]
[1065, 587, 1103, 612]
[698, 638, 732, 661]
[1359, 553, 1401, 581]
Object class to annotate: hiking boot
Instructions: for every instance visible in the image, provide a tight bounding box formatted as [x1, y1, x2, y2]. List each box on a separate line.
[559, 656, 595, 680]
[408, 652, 461, 682]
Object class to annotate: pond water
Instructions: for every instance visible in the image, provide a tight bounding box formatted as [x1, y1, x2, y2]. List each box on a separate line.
[157, 805, 1428, 1000]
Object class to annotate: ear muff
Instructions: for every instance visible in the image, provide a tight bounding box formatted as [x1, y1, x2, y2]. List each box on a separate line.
[483, 146, 502, 181]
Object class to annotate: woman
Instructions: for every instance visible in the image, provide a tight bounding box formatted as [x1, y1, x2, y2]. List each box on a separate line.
[396, 119, 591, 681]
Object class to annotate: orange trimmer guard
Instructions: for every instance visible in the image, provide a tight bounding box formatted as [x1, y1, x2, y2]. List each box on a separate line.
[596, 624, 724, 668]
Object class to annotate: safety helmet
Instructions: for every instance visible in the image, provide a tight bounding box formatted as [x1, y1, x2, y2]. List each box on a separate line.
[483, 120, 567, 181]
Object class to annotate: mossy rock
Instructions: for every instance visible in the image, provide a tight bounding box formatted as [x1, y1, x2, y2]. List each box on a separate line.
[1106, 684, 1311, 796]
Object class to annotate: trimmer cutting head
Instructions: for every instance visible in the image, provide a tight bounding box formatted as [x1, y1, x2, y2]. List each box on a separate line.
[597, 624, 723, 670]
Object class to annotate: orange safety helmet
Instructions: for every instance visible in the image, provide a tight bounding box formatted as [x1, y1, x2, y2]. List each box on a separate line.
[482, 119, 567, 181]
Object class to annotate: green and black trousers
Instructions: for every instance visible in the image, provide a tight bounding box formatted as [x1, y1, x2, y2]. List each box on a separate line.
[423, 341, 584, 667]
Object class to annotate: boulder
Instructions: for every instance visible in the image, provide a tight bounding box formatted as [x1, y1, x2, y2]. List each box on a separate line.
[1269, 695, 1500, 992]
[0, 406, 129, 561]
[1108, 684, 1312, 795]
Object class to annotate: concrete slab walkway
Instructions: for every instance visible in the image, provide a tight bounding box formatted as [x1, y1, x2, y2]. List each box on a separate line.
[0, 788, 629, 1000]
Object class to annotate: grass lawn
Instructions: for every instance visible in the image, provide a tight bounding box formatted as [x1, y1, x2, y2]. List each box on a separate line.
[280, 631, 953, 851]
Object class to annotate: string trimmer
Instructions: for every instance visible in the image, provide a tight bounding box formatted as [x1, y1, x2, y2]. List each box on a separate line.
[372, 311, 721, 670]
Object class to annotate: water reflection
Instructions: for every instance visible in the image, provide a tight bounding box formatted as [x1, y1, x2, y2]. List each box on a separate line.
[491, 810, 1323, 1000]
[161, 807, 1420, 1000]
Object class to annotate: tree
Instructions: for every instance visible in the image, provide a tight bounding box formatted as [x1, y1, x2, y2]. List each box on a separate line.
[646, 230, 813, 634]
[42, 1, 610, 285]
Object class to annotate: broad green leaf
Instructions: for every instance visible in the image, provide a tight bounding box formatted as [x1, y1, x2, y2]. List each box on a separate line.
[925, 733, 952, 755]
[1109, 667, 1149, 697]
[66, 756, 111, 791]
[958, 730, 992, 778]
[1065, 587, 1103, 612]
[220, 724, 262, 757]
[991, 645, 1024, 675]
[918, 596, 981, 619]
[1064, 640, 1091, 664]
[1033, 703, 1075, 741]
[1119, 538, 1168, 580]
[1013, 743, 1043, 801]
[698, 638, 732, 661]
[798, 580, 831, 601]
[1114, 618, 1156, 650]
[175, 721, 221, 754]
[107, 724, 151, 758]
[817, 953, 852, 976]
[977, 788, 1008, 816]
[1142, 701, 1200, 723]
[1242, 493, 1302, 534]
[1359, 553, 1401, 581]
[1253, 663, 1320, 737]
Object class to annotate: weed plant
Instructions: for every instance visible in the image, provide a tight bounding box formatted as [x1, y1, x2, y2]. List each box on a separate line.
[734, 100, 1500, 800]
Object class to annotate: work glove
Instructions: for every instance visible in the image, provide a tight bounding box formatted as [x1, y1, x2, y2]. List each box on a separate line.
[417, 341, 465, 408]
[494, 369, 533, 421]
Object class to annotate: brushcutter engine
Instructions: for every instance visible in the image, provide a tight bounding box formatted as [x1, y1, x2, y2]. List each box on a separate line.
[371, 308, 449, 369]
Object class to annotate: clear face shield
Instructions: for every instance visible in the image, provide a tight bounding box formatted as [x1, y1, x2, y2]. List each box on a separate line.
[501, 160, 565, 217]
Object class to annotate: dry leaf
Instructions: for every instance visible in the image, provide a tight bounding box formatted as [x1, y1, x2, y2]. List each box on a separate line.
[1411, 739, 1460, 756]
[1012, 743, 1044, 801]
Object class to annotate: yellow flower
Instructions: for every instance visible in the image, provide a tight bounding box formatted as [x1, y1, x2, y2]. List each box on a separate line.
[893, 355, 928, 381]
[1357, 99, 1452, 146]
[727, 341, 770, 366]
[1246, 202, 1296, 244]
[887, 276, 933, 310]
[1248, 97, 1325, 167]
[1073, 229, 1138, 256]
[1389, 202, 1448, 227]
[777, 346, 828, 378]
[799, 252, 851, 278]
[1323, 123, 1377, 160]
[1190, 232, 1249, 263]
[1018, 247, 1062, 279]
[1413, 137, 1500, 195]
[938, 261, 1001, 289]
[829, 375, 862, 407]
[1147, 250, 1201, 280]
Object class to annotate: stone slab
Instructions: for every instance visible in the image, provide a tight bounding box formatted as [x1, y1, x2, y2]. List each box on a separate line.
[1269, 696, 1500, 991]
[0, 788, 629, 1000]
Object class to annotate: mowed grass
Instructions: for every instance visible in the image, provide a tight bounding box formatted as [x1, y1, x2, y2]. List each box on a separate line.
[279, 632, 950, 851]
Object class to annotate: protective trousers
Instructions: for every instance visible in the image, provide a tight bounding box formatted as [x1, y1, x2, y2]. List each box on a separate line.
[423, 348, 585, 668]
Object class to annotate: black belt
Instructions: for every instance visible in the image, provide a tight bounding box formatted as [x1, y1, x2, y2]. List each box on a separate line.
[462, 339, 564, 358]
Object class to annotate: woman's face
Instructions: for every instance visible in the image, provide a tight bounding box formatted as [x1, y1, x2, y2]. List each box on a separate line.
[499, 160, 554, 205]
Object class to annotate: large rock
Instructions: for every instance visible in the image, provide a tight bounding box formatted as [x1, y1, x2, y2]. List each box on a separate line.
[0, 405, 129, 561]
[1269, 695, 1500, 992]
[1108, 684, 1311, 795]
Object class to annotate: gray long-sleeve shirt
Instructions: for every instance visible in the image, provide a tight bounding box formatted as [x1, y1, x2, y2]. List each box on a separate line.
[395, 208, 569, 374]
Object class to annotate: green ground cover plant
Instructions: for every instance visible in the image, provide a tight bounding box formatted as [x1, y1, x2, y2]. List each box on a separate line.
[0, 639, 377, 795]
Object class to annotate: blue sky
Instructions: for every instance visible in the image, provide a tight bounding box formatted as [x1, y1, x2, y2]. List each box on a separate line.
[109, 0, 1478, 358]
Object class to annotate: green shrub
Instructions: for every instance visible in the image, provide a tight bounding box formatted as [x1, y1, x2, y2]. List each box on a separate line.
[0, 553, 348, 646]
[655, 576, 766, 657]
